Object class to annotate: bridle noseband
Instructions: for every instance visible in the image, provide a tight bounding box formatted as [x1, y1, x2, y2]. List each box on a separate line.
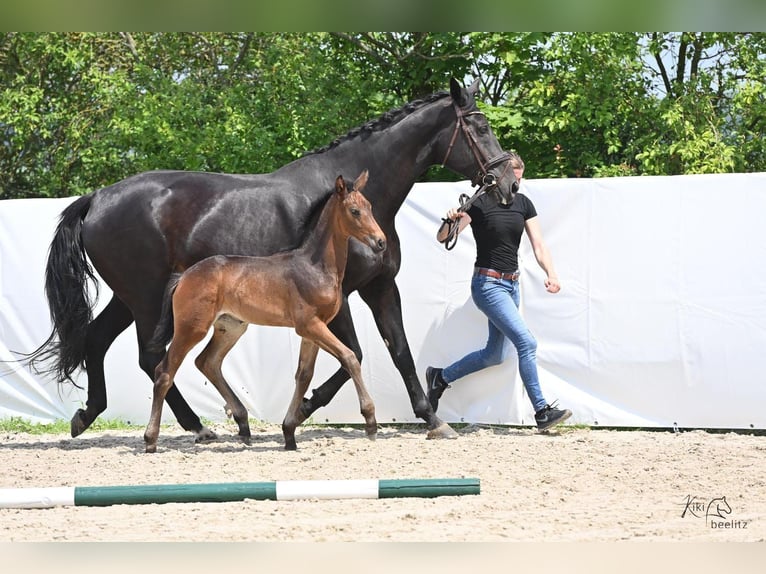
[439, 102, 516, 250]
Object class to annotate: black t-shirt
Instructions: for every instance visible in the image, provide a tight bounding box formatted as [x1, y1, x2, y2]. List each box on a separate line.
[467, 192, 537, 273]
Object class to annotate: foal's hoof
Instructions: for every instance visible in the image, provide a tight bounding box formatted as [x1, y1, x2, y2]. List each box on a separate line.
[194, 426, 218, 443]
[239, 433, 252, 446]
[70, 409, 89, 438]
[426, 422, 459, 440]
[145, 444, 157, 454]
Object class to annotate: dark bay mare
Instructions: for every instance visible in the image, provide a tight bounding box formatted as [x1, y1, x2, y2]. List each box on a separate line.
[29, 77, 517, 442]
[145, 171, 385, 453]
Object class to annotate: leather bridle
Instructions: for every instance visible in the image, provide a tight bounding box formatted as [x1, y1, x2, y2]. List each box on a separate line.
[439, 102, 516, 250]
[441, 101, 514, 191]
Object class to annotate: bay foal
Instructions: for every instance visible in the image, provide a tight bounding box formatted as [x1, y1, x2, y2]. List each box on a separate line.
[145, 171, 386, 453]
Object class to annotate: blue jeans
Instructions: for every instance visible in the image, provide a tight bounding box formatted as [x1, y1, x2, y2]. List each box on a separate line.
[441, 271, 547, 413]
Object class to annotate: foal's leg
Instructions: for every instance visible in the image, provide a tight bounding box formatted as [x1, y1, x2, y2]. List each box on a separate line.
[144, 322, 211, 453]
[134, 306, 216, 444]
[299, 296, 358, 418]
[282, 338, 320, 451]
[299, 319, 377, 440]
[194, 315, 251, 443]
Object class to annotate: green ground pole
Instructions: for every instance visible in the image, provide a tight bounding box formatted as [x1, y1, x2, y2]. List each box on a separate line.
[0, 478, 480, 508]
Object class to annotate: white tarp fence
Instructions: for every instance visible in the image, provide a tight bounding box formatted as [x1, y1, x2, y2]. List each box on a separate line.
[2, 173, 766, 429]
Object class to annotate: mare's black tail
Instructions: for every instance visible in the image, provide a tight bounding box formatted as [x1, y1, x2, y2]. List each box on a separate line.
[25, 194, 99, 385]
[147, 273, 182, 353]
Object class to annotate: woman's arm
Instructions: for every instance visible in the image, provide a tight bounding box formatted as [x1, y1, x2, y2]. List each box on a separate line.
[524, 216, 560, 293]
[436, 208, 472, 243]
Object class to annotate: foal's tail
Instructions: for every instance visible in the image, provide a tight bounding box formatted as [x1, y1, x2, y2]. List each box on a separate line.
[147, 273, 182, 353]
[25, 194, 99, 385]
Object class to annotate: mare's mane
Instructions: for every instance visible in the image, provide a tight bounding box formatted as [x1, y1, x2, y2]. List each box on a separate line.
[304, 91, 450, 156]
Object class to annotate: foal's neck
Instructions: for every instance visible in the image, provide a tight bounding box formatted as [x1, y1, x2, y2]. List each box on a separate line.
[303, 194, 351, 281]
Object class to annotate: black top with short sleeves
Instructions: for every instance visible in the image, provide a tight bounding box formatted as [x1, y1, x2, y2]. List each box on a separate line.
[466, 192, 537, 273]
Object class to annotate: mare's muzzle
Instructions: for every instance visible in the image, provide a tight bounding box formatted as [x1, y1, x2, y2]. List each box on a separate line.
[474, 153, 517, 206]
[492, 178, 518, 205]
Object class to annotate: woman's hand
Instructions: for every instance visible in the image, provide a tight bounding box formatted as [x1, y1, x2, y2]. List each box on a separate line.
[545, 275, 561, 294]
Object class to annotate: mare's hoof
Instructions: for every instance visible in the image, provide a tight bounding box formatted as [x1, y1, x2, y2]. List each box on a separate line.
[145, 444, 157, 454]
[194, 426, 218, 443]
[366, 432, 377, 441]
[426, 422, 459, 440]
[284, 441, 298, 451]
[239, 434, 252, 446]
[70, 409, 89, 438]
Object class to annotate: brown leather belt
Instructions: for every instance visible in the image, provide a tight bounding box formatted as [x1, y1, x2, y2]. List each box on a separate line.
[474, 267, 519, 281]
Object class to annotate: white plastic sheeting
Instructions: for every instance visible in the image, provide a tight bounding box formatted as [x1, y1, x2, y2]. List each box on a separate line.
[2, 173, 766, 429]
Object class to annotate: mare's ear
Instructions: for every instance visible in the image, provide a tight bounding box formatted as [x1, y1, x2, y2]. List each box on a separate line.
[353, 169, 369, 192]
[335, 175, 347, 197]
[449, 77, 463, 104]
[450, 77, 479, 107]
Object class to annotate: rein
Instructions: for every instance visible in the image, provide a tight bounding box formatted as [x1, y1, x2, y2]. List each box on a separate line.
[438, 176, 494, 251]
[439, 102, 514, 251]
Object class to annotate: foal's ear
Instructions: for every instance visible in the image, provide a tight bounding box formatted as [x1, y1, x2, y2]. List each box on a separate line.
[353, 169, 369, 192]
[335, 175, 347, 196]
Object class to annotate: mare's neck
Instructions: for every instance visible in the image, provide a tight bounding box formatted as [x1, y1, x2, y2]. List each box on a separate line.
[348, 103, 449, 219]
[297, 98, 452, 222]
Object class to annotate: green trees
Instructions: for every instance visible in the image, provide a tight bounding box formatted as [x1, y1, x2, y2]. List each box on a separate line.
[472, 32, 766, 178]
[0, 33, 381, 198]
[2, 32, 764, 199]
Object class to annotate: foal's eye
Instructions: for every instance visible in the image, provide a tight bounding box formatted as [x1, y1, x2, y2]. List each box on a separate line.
[350, 208, 361, 217]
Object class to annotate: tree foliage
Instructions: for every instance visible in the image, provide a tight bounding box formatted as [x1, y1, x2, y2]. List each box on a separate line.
[1, 32, 765, 199]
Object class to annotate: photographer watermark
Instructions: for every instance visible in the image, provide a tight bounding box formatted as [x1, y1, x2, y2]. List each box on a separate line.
[681, 495, 748, 529]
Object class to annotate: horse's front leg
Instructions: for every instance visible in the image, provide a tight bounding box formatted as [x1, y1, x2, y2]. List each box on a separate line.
[358, 279, 457, 440]
[194, 315, 250, 443]
[298, 296, 358, 419]
[300, 320, 377, 441]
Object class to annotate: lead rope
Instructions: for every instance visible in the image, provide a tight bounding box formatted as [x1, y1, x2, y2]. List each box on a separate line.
[439, 174, 497, 250]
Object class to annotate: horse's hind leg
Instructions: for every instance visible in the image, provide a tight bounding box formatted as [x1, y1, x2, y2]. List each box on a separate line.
[282, 338, 320, 450]
[144, 320, 209, 453]
[144, 358, 174, 454]
[194, 315, 251, 443]
[359, 279, 457, 439]
[135, 314, 217, 443]
[72, 296, 134, 437]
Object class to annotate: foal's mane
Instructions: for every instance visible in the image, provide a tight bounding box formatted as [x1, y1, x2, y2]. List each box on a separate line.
[304, 91, 450, 156]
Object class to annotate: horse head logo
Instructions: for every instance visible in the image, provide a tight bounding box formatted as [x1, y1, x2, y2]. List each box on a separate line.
[706, 496, 732, 522]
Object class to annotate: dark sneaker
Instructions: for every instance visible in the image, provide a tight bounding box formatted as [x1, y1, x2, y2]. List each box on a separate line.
[535, 402, 572, 431]
[425, 366, 450, 413]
